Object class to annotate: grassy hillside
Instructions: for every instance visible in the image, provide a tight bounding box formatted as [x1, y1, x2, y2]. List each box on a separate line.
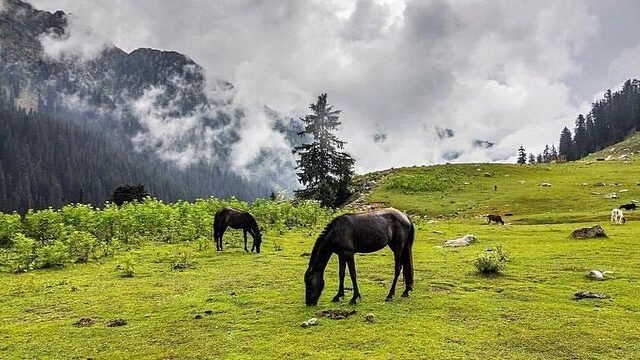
[583, 132, 640, 161]
[368, 161, 639, 224]
[2, 160, 640, 359]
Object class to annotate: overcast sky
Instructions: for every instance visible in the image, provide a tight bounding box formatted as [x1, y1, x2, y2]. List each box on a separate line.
[28, 0, 640, 172]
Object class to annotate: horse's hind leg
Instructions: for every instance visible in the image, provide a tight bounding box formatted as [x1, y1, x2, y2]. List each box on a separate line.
[243, 230, 249, 252]
[332, 255, 346, 302]
[386, 248, 403, 301]
[346, 254, 361, 304]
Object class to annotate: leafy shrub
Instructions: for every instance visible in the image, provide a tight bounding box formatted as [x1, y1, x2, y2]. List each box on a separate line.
[23, 209, 66, 244]
[0, 213, 22, 248]
[67, 231, 98, 263]
[9, 233, 36, 272]
[117, 253, 136, 277]
[35, 241, 70, 269]
[474, 245, 509, 275]
[171, 249, 194, 270]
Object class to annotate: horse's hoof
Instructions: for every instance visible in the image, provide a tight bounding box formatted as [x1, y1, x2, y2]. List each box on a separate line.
[349, 296, 360, 305]
[331, 295, 342, 302]
[401, 292, 410, 298]
[385, 296, 393, 302]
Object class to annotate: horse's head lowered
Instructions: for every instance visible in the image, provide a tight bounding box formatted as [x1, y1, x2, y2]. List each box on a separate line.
[304, 267, 324, 306]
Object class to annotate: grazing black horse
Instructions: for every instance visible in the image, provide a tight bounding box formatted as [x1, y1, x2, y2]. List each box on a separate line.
[620, 203, 637, 211]
[304, 208, 415, 306]
[213, 208, 263, 253]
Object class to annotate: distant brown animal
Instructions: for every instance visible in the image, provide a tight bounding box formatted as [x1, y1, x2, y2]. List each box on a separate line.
[486, 214, 504, 225]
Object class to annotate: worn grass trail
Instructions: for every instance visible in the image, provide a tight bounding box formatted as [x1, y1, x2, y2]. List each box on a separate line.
[2, 218, 639, 359]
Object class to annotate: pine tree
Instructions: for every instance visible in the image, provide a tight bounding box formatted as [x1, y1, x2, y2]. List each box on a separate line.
[517, 145, 527, 165]
[550, 144, 558, 161]
[536, 153, 543, 164]
[528, 153, 536, 164]
[542, 145, 551, 163]
[573, 114, 589, 159]
[558, 127, 575, 161]
[293, 93, 355, 207]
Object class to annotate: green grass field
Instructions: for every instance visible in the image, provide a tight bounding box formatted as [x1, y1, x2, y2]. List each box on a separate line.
[2, 160, 640, 359]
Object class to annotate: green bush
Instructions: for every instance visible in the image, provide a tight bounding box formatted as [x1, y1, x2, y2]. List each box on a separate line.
[474, 245, 509, 275]
[171, 249, 194, 271]
[67, 231, 98, 263]
[35, 241, 70, 269]
[9, 233, 36, 272]
[117, 253, 136, 277]
[0, 213, 22, 248]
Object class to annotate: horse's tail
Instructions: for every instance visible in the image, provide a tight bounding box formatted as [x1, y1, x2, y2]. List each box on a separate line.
[402, 221, 415, 291]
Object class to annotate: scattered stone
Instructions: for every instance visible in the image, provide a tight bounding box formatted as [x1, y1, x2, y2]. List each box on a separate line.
[540, 182, 552, 187]
[204, 310, 214, 315]
[605, 155, 613, 161]
[317, 309, 357, 320]
[603, 193, 618, 199]
[307, 317, 318, 326]
[504, 212, 513, 216]
[484, 172, 493, 177]
[463, 182, 470, 185]
[73, 318, 94, 327]
[432, 230, 444, 234]
[620, 189, 629, 193]
[591, 192, 600, 195]
[300, 252, 311, 257]
[194, 314, 203, 320]
[586, 270, 605, 281]
[581, 183, 588, 186]
[574, 291, 607, 300]
[364, 313, 375, 323]
[518, 180, 526, 184]
[596, 158, 605, 161]
[300, 321, 310, 328]
[593, 182, 606, 187]
[570, 225, 607, 239]
[230, 291, 236, 296]
[105, 318, 127, 327]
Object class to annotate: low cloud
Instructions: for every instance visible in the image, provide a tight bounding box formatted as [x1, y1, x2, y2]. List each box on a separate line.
[29, 0, 640, 175]
[38, 12, 110, 61]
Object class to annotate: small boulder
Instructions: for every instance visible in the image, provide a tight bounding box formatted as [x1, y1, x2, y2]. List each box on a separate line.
[574, 291, 607, 300]
[364, 313, 375, 323]
[540, 182, 552, 187]
[307, 317, 318, 326]
[586, 270, 605, 281]
[603, 193, 618, 199]
[570, 225, 607, 239]
[106, 318, 127, 327]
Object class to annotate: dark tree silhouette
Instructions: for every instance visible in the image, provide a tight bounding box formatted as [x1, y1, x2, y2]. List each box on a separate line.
[517, 145, 527, 165]
[293, 93, 355, 208]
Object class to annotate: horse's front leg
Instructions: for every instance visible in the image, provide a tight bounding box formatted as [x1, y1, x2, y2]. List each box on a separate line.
[386, 248, 403, 301]
[243, 230, 248, 252]
[346, 254, 361, 304]
[332, 255, 346, 302]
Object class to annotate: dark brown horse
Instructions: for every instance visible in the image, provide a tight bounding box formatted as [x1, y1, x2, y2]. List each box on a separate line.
[486, 214, 504, 225]
[304, 208, 414, 306]
[213, 208, 263, 253]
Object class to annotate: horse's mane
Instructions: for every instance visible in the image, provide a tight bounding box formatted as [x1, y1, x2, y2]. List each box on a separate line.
[309, 215, 344, 266]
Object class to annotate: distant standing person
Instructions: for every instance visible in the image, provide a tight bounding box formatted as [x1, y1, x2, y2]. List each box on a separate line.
[494, 185, 497, 191]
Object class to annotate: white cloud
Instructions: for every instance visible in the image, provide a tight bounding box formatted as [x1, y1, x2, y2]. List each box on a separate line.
[30, 0, 635, 176]
[609, 44, 640, 85]
[38, 12, 110, 61]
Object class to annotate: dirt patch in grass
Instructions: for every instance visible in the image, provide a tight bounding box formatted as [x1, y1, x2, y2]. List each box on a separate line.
[73, 318, 94, 327]
[317, 309, 357, 320]
[105, 318, 127, 327]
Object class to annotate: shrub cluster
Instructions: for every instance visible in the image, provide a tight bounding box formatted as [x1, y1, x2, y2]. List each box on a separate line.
[0, 197, 333, 273]
[474, 245, 509, 275]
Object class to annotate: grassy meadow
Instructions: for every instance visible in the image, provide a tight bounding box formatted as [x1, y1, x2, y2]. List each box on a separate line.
[2, 160, 640, 359]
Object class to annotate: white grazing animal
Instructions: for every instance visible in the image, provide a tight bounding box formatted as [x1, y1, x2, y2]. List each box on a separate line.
[611, 208, 625, 225]
[444, 234, 477, 247]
